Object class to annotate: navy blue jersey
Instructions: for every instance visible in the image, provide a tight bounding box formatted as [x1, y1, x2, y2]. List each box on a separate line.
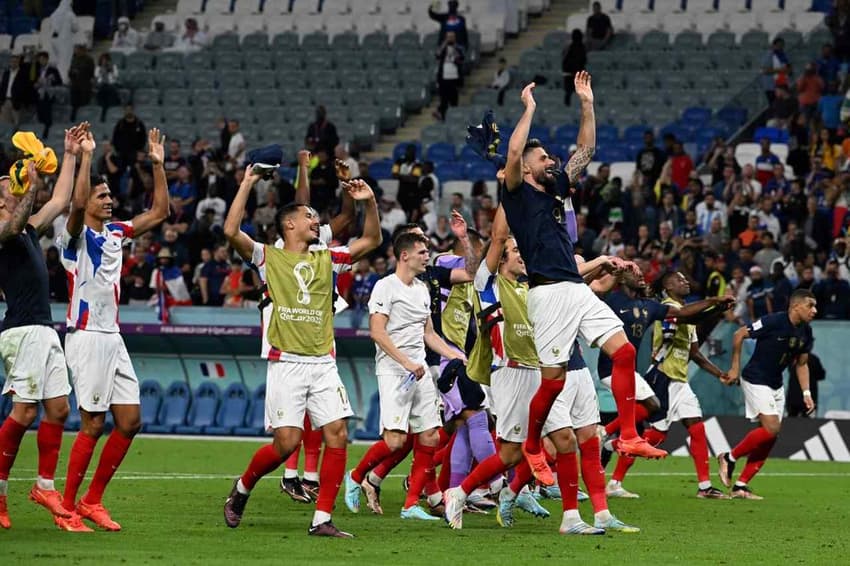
[567, 342, 587, 371]
[742, 312, 813, 390]
[597, 290, 669, 377]
[746, 279, 773, 320]
[501, 175, 583, 284]
[0, 225, 52, 332]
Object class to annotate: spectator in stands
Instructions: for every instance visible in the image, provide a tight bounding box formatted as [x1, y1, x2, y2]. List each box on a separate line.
[669, 141, 694, 193]
[151, 247, 193, 307]
[68, 42, 94, 121]
[379, 196, 406, 234]
[358, 161, 382, 199]
[174, 18, 208, 52]
[695, 190, 726, 234]
[112, 16, 140, 53]
[335, 142, 360, 179]
[657, 190, 683, 233]
[221, 256, 249, 308]
[33, 51, 61, 138]
[434, 31, 464, 122]
[755, 231, 782, 273]
[738, 214, 762, 248]
[144, 20, 175, 51]
[491, 57, 511, 106]
[805, 195, 834, 250]
[704, 216, 728, 254]
[46, 246, 68, 302]
[764, 163, 790, 197]
[738, 164, 763, 205]
[703, 251, 727, 296]
[761, 37, 790, 103]
[561, 29, 587, 106]
[112, 104, 147, 169]
[305, 105, 339, 157]
[419, 160, 440, 203]
[586, 1, 613, 51]
[199, 244, 230, 306]
[0, 54, 34, 128]
[785, 178, 808, 225]
[814, 259, 850, 318]
[811, 128, 840, 172]
[349, 259, 379, 329]
[833, 237, 850, 279]
[308, 149, 338, 214]
[420, 198, 438, 235]
[162, 227, 191, 276]
[97, 140, 122, 197]
[746, 265, 773, 322]
[429, 0, 468, 50]
[163, 139, 187, 182]
[94, 52, 120, 121]
[451, 192, 474, 228]
[713, 164, 736, 201]
[429, 215, 454, 253]
[393, 144, 423, 218]
[754, 138, 780, 186]
[819, 83, 844, 131]
[195, 184, 226, 230]
[766, 85, 797, 129]
[226, 119, 246, 169]
[796, 62, 825, 120]
[816, 43, 840, 86]
[46, 0, 76, 82]
[253, 190, 277, 231]
[636, 130, 665, 189]
[169, 165, 197, 219]
[770, 259, 793, 312]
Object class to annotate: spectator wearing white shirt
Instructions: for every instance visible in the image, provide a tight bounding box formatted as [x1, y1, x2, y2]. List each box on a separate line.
[334, 143, 360, 179]
[434, 31, 464, 121]
[756, 196, 781, 239]
[173, 18, 208, 52]
[195, 185, 226, 229]
[226, 119, 246, 169]
[380, 196, 407, 234]
[111, 16, 140, 53]
[695, 191, 727, 233]
[491, 57, 511, 106]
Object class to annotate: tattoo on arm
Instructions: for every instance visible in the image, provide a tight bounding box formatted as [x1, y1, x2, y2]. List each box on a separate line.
[566, 145, 595, 186]
[0, 188, 37, 242]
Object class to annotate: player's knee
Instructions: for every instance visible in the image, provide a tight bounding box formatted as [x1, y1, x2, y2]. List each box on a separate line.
[43, 401, 70, 423]
[11, 403, 39, 427]
[499, 441, 523, 465]
[80, 415, 106, 438]
[611, 342, 636, 366]
[418, 428, 440, 447]
[763, 422, 781, 437]
[384, 432, 407, 452]
[550, 428, 576, 454]
[321, 420, 348, 448]
[116, 418, 142, 438]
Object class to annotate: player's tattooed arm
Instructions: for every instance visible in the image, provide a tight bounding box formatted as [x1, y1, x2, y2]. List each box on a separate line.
[565, 71, 596, 186]
[0, 164, 38, 242]
[449, 209, 480, 282]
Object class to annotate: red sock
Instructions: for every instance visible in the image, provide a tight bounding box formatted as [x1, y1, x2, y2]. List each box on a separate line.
[610, 343, 637, 439]
[738, 436, 777, 484]
[284, 445, 301, 471]
[509, 459, 532, 494]
[556, 451, 579, 511]
[731, 427, 776, 461]
[579, 436, 607, 513]
[604, 404, 651, 436]
[315, 446, 346, 514]
[525, 379, 565, 453]
[612, 428, 666, 483]
[372, 436, 414, 480]
[0, 417, 29, 481]
[687, 421, 710, 483]
[351, 440, 393, 484]
[304, 428, 322, 475]
[437, 433, 455, 492]
[460, 453, 509, 494]
[404, 440, 435, 508]
[240, 443, 285, 491]
[82, 432, 133, 505]
[37, 421, 64, 481]
[62, 432, 98, 511]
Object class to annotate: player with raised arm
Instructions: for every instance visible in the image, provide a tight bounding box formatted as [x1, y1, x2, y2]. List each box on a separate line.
[0, 125, 86, 529]
[222, 170, 381, 537]
[501, 72, 667, 485]
[55, 127, 170, 532]
[717, 289, 817, 500]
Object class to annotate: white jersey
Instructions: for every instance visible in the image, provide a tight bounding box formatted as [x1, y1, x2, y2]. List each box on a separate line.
[59, 220, 134, 333]
[368, 274, 431, 375]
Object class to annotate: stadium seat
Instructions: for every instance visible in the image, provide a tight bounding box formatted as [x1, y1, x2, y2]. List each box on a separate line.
[205, 382, 250, 435]
[233, 384, 266, 436]
[368, 159, 394, 179]
[139, 381, 164, 431]
[353, 392, 381, 440]
[146, 381, 192, 434]
[175, 382, 221, 434]
[754, 126, 790, 143]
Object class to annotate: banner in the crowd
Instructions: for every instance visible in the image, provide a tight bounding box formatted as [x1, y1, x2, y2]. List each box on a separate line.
[659, 416, 850, 462]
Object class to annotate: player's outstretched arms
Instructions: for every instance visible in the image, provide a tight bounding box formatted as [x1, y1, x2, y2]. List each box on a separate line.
[505, 82, 537, 191]
[66, 127, 96, 238]
[449, 209, 480, 283]
[690, 342, 725, 380]
[346, 179, 382, 261]
[0, 163, 38, 242]
[294, 149, 311, 205]
[672, 295, 736, 324]
[30, 122, 87, 234]
[132, 128, 170, 235]
[565, 71, 596, 186]
[224, 165, 262, 261]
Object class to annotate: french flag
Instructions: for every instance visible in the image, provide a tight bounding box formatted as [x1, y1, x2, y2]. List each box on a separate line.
[200, 362, 226, 378]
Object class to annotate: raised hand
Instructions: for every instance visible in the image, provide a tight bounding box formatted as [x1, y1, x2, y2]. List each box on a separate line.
[297, 149, 311, 168]
[243, 164, 262, 185]
[335, 158, 351, 182]
[449, 209, 467, 238]
[148, 128, 165, 165]
[574, 70, 594, 104]
[64, 122, 87, 155]
[80, 129, 96, 154]
[345, 178, 374, 201]
[520, 82, 536, 109]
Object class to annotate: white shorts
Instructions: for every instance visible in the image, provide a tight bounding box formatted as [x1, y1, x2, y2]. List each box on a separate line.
[741, 379, 785, 422]
[491, 366, 540, 442]
[600, 372, 656, 402]
[528, 281, 623, 367]
[377, 372, 441, 434]
[265, 359, 354, 431]
[0, 325, 71, 403]
[650, 380, 703, 432]
[543, 367, 601, 435]
[65, 330, 139, 412]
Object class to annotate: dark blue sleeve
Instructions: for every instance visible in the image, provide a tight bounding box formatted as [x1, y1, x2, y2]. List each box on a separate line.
[200, 262, 212, 278]
[432, 266, 453, 290]
[554, 173, 571, 198]
[747, 313, 780, 339]
[648, 300, 670, 323]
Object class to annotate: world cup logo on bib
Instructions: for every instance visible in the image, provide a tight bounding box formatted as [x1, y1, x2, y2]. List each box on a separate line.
[293, 261, 315, 305]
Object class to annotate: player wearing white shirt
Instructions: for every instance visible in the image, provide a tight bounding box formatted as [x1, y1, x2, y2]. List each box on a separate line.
[55, 128, 169, 532]
[343, 233, 464, 521]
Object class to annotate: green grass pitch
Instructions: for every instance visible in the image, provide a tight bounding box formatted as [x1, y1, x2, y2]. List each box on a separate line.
[2, 434, 849, 565]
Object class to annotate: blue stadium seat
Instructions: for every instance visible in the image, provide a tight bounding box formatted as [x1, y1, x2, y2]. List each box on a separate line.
[458, 144, 486, 162]
[205, 383, 249, 435]
[234, 384, 266, 436]
[353, 392, 381, 441]
[65, 391, 81, 431]
[753, 126, 790, 144]
[437, 162, 466, 181]
[146, 381, 191, 434]
[715, 107, 747, 128]
[681, 107, 712, 125]
[623, 125, 648, 141]
[175, 382, 221, 434]
[368, 159, 395, 180]
[528, 125, 551, 144]
[139, 380, 163, 431]
[595, 146, 630, 163]
[392, 142, 422, 161]
[466, 161, 497, 180]
[426, 142, 456, 163]
[596, 125, 619, 143]
[553, 124, 579, 144]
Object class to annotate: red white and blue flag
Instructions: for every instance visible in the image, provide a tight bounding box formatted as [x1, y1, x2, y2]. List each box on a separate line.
[199, 362, 226, 378]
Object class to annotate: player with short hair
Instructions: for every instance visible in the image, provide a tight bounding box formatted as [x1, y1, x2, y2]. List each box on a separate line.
[346, 232, 464, 521]
[501, 73, 666, 485]
[717, 289, 817, 499]
[0, 125, 85, 529]
[223, 169, 381, 537]
[605, 271, 732, 499]
[55, 127, 170, 531]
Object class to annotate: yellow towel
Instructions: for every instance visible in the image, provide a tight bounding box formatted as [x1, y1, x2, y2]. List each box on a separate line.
[8, 131, 58, 196]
